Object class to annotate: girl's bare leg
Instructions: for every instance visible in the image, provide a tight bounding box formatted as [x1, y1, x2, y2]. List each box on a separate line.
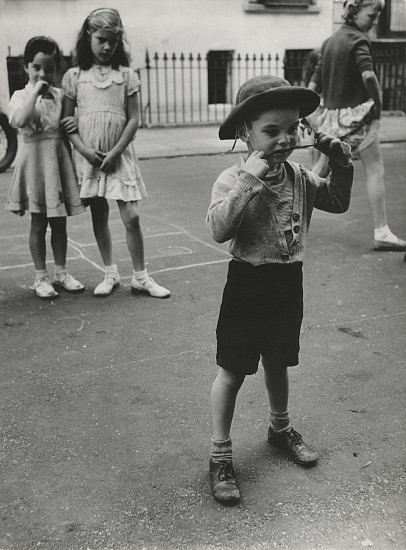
[359, 138, 406, 249]
[89, 197, 114, 266]
[48, 217, 67, 267]
[117, 200, 170, 298]
[358, 138, 387, 229]
[29, 213, 48, 270]
[29, 213, 59, 298]
[117, 200, 144, 271]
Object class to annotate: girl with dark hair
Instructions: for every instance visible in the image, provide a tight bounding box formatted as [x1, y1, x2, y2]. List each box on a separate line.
[5, 36, 85, 299]
[62, 8, 170, 298]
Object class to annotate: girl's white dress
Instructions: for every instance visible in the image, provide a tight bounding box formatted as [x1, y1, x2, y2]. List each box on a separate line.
[5, 83, 84, 217]
[62, 65, 147, 201]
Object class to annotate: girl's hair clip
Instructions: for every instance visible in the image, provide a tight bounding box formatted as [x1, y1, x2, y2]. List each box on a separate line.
[89, 7, 119, 18]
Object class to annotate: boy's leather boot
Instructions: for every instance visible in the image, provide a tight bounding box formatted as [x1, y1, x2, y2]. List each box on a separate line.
[268, 426, 318, 465]
[209, 459, 240, 503]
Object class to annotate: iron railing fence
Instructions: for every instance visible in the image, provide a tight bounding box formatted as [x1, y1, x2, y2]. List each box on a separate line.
[137, 50, 286, 127]
[136, 47, 405, 127]
[6, 44, 405, 127]
[372, 42, 406, 114]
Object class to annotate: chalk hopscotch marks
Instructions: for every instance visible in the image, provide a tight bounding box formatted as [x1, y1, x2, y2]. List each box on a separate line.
[0, 214, 229, 276]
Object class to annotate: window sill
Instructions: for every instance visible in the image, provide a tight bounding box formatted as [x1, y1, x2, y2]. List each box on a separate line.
[243, 1, 320, 14]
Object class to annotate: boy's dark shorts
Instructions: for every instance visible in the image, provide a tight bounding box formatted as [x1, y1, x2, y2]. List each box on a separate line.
[216, 260, 303, 375]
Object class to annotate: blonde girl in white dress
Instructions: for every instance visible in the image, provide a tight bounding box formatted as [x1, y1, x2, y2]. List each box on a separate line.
[6, 36, 85, 299]
[61, 8, 170, 298]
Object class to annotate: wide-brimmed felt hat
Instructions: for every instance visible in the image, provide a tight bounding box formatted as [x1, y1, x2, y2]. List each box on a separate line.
[219, 75, 320, 140]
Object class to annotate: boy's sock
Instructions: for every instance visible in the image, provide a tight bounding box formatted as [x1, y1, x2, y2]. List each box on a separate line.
[270, 410, 290, 433]
[210, 437, 233, 463]
[35, 269, 48, 281]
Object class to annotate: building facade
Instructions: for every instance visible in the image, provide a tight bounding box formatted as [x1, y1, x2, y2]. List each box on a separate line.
[1, 0, 404, 121]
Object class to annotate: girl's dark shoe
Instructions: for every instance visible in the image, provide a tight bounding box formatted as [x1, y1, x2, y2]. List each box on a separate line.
[209, 459, 241, 503]
[268, 426, 318, 465]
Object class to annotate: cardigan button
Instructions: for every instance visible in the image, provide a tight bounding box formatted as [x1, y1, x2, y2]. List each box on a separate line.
[293, 213, 300, 222]
[293, 225, 300, 233]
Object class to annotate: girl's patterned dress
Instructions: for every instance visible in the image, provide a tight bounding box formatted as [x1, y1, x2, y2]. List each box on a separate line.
[62, 65, 147, 201]
[5, 83, 84, 217]
[317, 99, 379, 160]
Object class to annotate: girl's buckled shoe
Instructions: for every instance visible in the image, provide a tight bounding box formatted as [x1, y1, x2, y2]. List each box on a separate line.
[30, 276, 59, 300]
[93, 272, 120, 297]
[54, 273, 85, 293]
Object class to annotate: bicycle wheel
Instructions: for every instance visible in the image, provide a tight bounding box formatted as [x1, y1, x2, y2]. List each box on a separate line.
[0, 113, 17, 173]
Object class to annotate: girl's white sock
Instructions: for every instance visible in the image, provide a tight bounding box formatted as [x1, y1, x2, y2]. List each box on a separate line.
[133, 268, 148, 282]
[105, 264, 118, 274]
[374, 225, 394, 241]
[35, 269, 48, 281]
[54, 265, 67, 277]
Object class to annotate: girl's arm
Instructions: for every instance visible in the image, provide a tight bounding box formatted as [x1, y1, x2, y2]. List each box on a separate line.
[61, 96, 104, 166]
[99, 92, 139, 174]
[362, 70, 382, 119]
[12, 81, 48, 127]
[354, 42, 381, 118]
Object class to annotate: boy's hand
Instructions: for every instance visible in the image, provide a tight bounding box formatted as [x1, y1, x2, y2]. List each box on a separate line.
[60, 116, 78, 134]
[241, 150, 269, 179]
[314, 132, 351, 167]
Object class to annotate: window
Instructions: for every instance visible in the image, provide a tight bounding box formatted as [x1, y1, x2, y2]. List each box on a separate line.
[244, 0, 319, 13]
[207, 51, 234, 105]
[377, 0, 406, 37]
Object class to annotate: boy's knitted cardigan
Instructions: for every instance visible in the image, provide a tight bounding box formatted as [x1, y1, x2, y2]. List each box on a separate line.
[207, 159, 353, 266]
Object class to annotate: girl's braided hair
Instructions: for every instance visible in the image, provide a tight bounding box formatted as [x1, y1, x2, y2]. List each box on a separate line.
[74, 7, 130, 70]
[342, 0, 385, 23]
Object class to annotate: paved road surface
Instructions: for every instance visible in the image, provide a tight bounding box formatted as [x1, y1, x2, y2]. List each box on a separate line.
[0, 145, 405, 550]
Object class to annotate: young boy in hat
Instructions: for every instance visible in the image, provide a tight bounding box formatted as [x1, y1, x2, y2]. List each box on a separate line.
[207, 75, 354, 504]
